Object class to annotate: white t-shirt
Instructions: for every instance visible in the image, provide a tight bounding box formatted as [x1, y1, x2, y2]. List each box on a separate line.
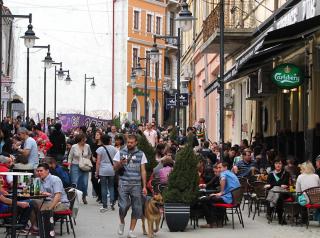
[296, 173, 320, 193]
[143, 129, 157, 147]
[113, 150, 148, 164]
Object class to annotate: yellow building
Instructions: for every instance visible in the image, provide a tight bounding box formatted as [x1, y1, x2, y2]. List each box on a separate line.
[127, 0, 167, 124]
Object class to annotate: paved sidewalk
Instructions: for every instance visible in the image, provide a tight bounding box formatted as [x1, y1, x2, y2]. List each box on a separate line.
[60, 195, 320, 238]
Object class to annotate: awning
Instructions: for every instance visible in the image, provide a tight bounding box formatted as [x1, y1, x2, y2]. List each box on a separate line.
[204, 16, 320, 97]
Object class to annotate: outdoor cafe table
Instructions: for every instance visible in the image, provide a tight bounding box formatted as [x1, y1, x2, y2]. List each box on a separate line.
[0, 171, 33, 238]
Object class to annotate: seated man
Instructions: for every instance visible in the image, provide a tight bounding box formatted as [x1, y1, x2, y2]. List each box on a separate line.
[0, 180, 33, 230]
[233, 149, 258, 178]
[200, 162, 240, 228]
[46, 157, 71, 188]
[30, 163, 70, 232]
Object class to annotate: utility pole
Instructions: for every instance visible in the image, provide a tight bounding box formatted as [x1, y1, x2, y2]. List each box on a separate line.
[219, 1, 225, 156]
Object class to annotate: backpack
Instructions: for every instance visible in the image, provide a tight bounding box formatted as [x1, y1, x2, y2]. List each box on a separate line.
[159, 166, 172, 184]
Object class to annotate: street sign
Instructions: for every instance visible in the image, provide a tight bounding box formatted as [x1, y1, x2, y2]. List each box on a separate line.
[166, 97, 176, 109]
[175, 93, 189, 106]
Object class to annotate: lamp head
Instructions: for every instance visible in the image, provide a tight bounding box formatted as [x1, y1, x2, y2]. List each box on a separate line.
[65, 73, 72, 85]
[135, 62, 144, 76]
[149, 43, 160, 64]
[20, 23, 39, 48]
[175, 0, 196, 32]
[57, 67, 65, 80]
[42, 51, 54, 69]
[90, 79, 96, 89]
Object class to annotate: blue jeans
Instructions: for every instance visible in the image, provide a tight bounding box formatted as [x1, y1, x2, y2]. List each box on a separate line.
[70, 164, 89, 197]
[100, 176, 115, 208]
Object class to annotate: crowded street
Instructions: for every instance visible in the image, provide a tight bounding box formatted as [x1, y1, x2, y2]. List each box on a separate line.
[1, 0, 320, 238]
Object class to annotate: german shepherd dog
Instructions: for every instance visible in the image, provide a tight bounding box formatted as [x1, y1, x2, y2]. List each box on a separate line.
[142, 194, 164, 238]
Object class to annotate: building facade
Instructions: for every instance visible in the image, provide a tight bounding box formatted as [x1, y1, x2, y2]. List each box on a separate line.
[126, 0, 167, 124]
[203, 0, 320, 161]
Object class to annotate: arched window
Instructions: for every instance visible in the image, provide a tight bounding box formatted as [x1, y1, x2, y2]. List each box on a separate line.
[131, 99, 138, 121]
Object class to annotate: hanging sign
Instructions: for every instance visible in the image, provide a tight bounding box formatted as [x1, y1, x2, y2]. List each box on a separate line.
[271, 63, 303, 89]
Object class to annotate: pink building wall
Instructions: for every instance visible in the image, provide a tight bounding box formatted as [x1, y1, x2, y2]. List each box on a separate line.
[193, 51, 220, 142]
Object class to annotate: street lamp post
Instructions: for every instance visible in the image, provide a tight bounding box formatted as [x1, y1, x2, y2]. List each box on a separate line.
[84, 74, 96, 116]
[151, 0, 195, 127]
[134, 57, 150, 123]
[0, 4, 38, 122]
[52, 62, 71, 119]
[33, 44, 54, 132]
[219, 1, 225, 155]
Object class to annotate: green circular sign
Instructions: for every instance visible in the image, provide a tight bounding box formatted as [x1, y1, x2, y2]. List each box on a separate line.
[271, 63, 304, 89]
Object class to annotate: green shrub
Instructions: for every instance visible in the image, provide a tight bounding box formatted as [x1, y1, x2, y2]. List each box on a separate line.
[137, 133, 156, 180]
[163, 145, 199, 204]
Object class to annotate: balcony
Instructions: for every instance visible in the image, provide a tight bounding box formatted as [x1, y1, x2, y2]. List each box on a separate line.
[201, 3, 255, 54]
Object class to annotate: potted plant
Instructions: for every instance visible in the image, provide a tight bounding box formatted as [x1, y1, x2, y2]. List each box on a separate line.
[162, 143, 199, 232]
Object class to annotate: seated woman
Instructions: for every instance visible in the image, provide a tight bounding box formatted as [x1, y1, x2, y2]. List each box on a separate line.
[265, 158, 290, 224]
[296, 161, 320, 223]
[0, 181, 33, 229]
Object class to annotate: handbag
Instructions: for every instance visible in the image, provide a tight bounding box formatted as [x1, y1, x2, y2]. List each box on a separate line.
[79, 150, 93, 172]
[103, 146, 124, 176]
[297, 193, 307, 206]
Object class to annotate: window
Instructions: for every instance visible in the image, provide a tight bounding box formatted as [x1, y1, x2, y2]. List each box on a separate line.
[131, 99, 138, 121]
[169, 12, 174, 36]
[133, 48, 138, 68]
[134, 10, 140, 30]
[164, 57, 171, 76]
[147, 14, 152, 32]
[156, 16, 161, 35]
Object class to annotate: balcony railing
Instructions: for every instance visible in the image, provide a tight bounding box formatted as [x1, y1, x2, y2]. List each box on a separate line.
[203, 2, 256, 43]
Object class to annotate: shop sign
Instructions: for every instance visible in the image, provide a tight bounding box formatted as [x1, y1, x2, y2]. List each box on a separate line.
[271, 63, 303, 89]
[176, 93, 189, 106]
[166, 97, 176, 109]
[276, 0, 319, 30]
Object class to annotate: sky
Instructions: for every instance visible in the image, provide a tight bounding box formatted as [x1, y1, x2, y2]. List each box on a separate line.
[7, 0, 117, 119]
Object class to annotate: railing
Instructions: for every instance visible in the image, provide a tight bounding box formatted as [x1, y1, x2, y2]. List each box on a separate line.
[203, 2, 256, 43]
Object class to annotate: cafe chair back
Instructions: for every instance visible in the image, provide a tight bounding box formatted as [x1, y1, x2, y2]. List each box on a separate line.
[213, 187, 245, 229]
[303, 186, 320, 228]
[53, 188, 77, 237]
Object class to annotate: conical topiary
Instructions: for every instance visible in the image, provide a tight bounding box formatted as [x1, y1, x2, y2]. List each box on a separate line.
[137, 133, 156, 180]
[163, 144, 199, 204]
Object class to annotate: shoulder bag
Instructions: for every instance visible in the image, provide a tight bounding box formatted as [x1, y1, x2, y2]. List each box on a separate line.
[78, 147, 93, 172]
[103, 146, 125, 176]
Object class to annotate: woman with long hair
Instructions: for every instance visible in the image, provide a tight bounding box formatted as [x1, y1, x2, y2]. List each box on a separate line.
[68, 133, 92, 204]
[91, 131, 103, 202]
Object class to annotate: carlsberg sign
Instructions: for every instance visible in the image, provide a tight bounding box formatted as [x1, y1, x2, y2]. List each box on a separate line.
[271, 63, 303, 89]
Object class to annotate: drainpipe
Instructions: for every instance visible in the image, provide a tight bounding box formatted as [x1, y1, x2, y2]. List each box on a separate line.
[204, 55, 209, 141]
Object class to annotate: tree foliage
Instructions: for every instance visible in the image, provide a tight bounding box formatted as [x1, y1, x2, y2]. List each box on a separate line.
[137, 133, 156, 180]
[163, 145, 199, 204]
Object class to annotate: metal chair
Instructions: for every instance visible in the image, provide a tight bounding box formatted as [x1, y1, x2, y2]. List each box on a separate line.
[54, 187, 77, 237]
[251, 181, 267, 220]
[303, 186, 320, 228]
[213, 187, 245, 229]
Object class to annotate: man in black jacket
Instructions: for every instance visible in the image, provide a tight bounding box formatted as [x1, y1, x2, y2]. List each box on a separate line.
[200, 141, 217, 164]
[48, 123, 66, 163]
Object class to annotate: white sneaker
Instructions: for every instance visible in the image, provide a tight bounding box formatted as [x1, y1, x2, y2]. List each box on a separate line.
[100, 207, 109, 213]
[118, 223, 125, 236]
[127, 230, 137, 238]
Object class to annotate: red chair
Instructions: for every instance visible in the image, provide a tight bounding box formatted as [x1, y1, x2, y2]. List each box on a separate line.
[54, 188, 76, 237]
[213, 187, 245, 229]
[0, 213, 12, 219]
[303, 187, 320, 228]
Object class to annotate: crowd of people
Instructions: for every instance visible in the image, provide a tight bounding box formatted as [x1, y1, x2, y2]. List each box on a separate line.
[0, 115, 320, 237]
